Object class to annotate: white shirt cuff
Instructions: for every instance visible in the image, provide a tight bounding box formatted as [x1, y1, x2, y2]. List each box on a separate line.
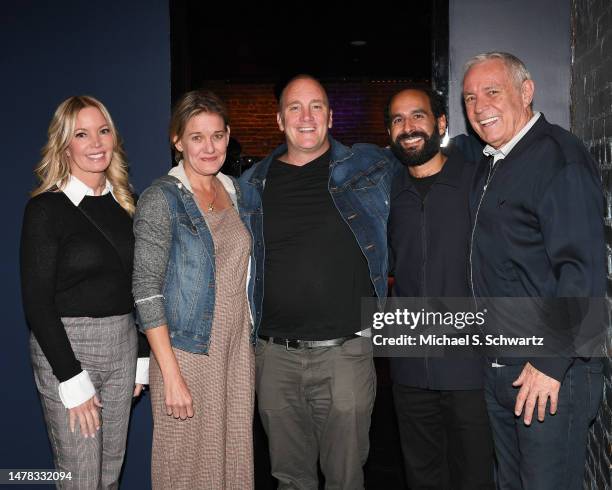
[58, 370, 96, 409]
[135, 357, 149, 385]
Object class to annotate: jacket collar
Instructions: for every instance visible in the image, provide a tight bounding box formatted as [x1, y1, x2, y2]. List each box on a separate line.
[483, 112, 541, 163]
[246, 135, 353, 185]
[391, 148, 465, 198]
[328, 136, 354, 166]
[168, 161, 238, 208]
[490, 113, 549, 163]
[435, 149, 467, 186]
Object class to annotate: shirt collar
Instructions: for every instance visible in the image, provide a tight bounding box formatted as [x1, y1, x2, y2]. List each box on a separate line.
[60, 174, 114, 206]
[168, 161, 193, 192]
[168, 161, 238, 208]
[483, 112, 541, 164]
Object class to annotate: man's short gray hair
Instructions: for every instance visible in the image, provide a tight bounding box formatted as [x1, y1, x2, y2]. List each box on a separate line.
[463, 52, 532, 88]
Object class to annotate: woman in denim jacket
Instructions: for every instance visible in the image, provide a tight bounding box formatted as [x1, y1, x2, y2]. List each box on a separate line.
[133, 90, 254, 489]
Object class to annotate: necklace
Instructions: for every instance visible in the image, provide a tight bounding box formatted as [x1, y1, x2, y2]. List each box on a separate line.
[206, 180, 218, 212]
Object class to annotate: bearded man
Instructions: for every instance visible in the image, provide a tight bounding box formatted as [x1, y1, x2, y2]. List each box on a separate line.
[386, 85, 494, 490]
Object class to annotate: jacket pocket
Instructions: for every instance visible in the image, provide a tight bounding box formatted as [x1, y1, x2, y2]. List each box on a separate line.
[348, 161, 388, 190]
[177, 215, 199, 236]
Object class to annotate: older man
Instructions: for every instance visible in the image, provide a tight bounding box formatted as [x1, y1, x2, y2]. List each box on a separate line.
[240, 75, 397, 489]
[463, 52, 605, 489]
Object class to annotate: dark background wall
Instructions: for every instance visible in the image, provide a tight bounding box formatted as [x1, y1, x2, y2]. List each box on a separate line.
[448, 0, 571, 135]
[571, 1, 612, 488]
[1, 2, 170, 487]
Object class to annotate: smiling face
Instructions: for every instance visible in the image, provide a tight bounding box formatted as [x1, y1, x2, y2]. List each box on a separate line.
[387, 89, 446, 167]
[174, 111, 229, 178]
[277, 77, 333, 164]
[66, 106, 114, 182]
[462, 58, 534, 149]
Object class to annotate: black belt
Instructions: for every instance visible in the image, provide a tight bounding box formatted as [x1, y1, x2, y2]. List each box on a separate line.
[258, 334, 359, 349]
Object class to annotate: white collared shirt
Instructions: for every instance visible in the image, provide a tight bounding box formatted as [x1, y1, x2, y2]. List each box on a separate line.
[55, 174, 149, 409]
[60, 174, 115, 206]
[483, 112, 541, 165]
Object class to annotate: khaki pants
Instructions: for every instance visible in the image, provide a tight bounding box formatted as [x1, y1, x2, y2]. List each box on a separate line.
[255, 336, 376, 490]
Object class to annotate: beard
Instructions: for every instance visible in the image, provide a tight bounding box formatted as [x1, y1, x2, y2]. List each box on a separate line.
[390, 124, 442, 167]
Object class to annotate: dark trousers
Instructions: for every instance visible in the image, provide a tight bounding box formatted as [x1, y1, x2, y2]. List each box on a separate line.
[484, 361, 603, 490]
[392, 384, 495, 490]
[255, 336, 376, 490]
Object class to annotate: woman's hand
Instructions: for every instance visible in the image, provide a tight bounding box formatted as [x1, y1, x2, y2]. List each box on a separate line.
[133, 384, 145, 397]
[143, 325, 194, 421]
[69, 394, 103, 438]
[163, 373, 194, 420]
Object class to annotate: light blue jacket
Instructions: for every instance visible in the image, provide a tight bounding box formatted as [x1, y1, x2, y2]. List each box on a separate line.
[239, 136, 400, 332]
[133, 164, 255, 354]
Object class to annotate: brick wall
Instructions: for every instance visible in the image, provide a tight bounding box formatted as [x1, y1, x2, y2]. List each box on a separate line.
[205, 79, 420, 158]
[571, 0, 612, 488]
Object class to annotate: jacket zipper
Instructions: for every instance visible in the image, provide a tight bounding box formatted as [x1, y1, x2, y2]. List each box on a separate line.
[420, 195, 428, 295]
[469, 158, 498, 299]
[420, 193, 431, 387]
[470, 159, 503, 365]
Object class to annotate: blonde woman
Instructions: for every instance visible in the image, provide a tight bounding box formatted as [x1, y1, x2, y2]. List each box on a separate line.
[133, 90, 254, 489]
[20, 96, 148, 489]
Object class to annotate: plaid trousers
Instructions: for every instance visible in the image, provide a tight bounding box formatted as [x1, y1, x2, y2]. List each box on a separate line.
[30, 314, 137, 490]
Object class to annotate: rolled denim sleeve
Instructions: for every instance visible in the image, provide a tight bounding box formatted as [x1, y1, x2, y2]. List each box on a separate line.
[133, 186, 172, 331]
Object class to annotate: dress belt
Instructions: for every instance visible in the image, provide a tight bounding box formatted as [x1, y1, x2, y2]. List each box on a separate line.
[258, 334, 359, 349]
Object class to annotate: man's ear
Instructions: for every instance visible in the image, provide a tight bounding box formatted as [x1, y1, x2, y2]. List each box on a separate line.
[277, 112, 284, 132]
[438, 114, 447, 136]
[328, 109, 333, 129]
[521, 79, 535, 108]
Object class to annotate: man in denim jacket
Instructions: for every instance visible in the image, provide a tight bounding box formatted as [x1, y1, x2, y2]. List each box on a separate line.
[240, 75, 397, 489]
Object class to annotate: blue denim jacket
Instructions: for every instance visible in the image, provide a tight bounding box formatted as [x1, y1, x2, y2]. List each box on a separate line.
[239, 136, 400, 332]
[133, 166, 255, 354]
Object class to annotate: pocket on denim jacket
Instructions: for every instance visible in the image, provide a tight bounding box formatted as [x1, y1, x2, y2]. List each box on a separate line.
[348, 161, 388, 191]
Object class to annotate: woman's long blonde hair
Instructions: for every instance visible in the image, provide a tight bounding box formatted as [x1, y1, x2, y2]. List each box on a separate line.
[32, 95, 135, 216]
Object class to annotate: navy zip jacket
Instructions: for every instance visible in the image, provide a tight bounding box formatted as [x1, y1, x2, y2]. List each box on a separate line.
[469, 115, 605, 382]
[388, 148, 484, 390]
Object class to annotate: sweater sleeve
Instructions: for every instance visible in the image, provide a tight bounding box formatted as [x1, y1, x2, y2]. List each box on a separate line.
[132, 186, 172, 330]
[20, 198, 82, 382]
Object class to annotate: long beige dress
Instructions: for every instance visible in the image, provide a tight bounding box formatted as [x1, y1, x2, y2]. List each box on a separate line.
[149, 205, 254, 490]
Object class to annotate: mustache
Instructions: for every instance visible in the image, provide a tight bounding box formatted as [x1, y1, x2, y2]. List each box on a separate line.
[395, 131, 430, 143]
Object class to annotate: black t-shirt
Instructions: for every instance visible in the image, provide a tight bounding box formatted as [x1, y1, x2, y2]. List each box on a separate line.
[260, 150, 373, 340]
[409, 171, 439, 199]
